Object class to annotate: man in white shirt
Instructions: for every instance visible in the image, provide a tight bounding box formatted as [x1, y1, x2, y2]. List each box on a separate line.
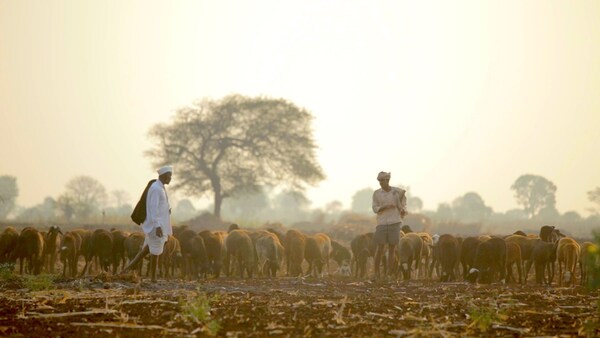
[372, 171, 407, 279]
[121, 166, 173, 282]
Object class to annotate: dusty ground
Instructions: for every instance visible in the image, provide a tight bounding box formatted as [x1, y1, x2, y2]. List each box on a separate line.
[1, 275, 599, 337]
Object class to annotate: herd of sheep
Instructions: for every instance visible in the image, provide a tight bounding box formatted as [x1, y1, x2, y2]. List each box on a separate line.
[0, 223, 596, 287]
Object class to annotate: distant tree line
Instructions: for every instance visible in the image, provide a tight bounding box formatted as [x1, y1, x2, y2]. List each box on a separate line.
[1, 94, 600, 235]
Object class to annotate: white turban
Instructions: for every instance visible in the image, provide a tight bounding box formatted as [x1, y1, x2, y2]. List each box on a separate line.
[157, 166, 173, 175]
[377, 171, 391, 181]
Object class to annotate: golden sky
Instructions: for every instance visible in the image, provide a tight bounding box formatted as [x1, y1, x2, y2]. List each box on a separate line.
[1, 1, 599, 215]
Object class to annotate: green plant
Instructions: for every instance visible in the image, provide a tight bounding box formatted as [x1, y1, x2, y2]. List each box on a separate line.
[0, 262, 16, 280]
[181, 290, 221, 336]
[468, 305, 507, 333]
[24, 274, 56, 291]
[584, 232, 600, 289]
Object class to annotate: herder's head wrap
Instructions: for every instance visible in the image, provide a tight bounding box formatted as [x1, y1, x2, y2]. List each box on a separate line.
[157, 166, 173, 176]
[377, 171, 391, 181]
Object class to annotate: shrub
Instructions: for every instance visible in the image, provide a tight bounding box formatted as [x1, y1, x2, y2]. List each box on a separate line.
[181, 290, 221, 336]
[23, 274, 55, 291]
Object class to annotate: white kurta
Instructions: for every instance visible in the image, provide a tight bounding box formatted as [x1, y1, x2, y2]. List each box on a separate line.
[141, 180, 172, 255]
[372, 187, 407, 226]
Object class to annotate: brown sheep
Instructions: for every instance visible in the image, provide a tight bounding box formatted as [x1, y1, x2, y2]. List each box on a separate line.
[255, 232, 285, 277]
[265, 228, 286, 247]
[42, 226, 62, 274]
[417, 232, 433, 278]
[460, 236, 489, 280]
[199, 230, 225, 278]
[110, 229, 130, 274]
[467, 237, 507, 284]
[214, 231, 228, 277]
[60, 231, 81, 278]
[331, 240, 352, 268]
[71, 229, 94, 276]
[304, 233, 332, 278]
[225, 230, 255, 278]
[179, 229, 209, 279]
[350, 232, 375, 278]
[159, 235, 181, 279]
[557, 237, 581, 287]
[11, 227, 45, 275]
[504, 234, 540, 284]
[438, 234, 460, 282]
[284, 229, 306, 277]
[539, 225, 563, 243]
[532, 240, 558, 285]
[0, 226, 19, 264]
[397, 233, 423, 280]
[124, 232, 145, 275]
[505, 241, 523, 284]
[81, 229, 113, 275]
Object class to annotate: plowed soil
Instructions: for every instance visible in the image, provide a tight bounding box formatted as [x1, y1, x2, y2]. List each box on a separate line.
[1, 275, 599, 337]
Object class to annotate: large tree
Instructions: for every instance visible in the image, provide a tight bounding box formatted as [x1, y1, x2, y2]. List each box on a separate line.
[511, 174, 557, 219]
[0, 175, 18, 220]
[146, 95, 325, 218]
[221, 187, 271, 221]
[350, 188, 375, 215]
[452, 192, 493, 223]
[57, 175, 107, 221]
[588, 187, 600, 214]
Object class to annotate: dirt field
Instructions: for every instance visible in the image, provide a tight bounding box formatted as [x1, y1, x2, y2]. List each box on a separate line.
[1, 274, 599, 337]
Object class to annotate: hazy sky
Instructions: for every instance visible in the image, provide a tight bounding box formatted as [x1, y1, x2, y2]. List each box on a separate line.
[1, 1, 599, 215]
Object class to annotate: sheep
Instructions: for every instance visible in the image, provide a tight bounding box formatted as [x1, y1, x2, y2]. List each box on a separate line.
[110, 229, 130, 274]
[539, 225, 564, 243]
[417, 232, 433, 278]
[331, 239, 352, 276]
[505, 241, 523, 284]
[72, 229, 94, 276]
[396, 233, 423, 280]
[81, 229, 113, 275]
[124, 232, 145, 275]
[179, 229, 209, 279]
[532, 240, 557, 285]
[460, 236, 489, 280]
[401, 225, 413, 233]
[42, 225, 62, 273]
[199, 230, 225, 278]
[428, 234, 441, 278]
[0, 226, 19, 264]
[504, 234, 540, 284]
[350, 233, 374, 278]
[60, 231, 81, 278]
[467, 237, 507, 284]
[437, 234, 460, 282]
[159, 235, 181, 279]
[284, 229, 306, 277]
[557, 237, 581, 287]
[255, 232, 284, 277]
[225, 230, 255, 278]
[304, 233, 332, 278]
[213, 231, 228, 277]
[11, 227, 44, 275]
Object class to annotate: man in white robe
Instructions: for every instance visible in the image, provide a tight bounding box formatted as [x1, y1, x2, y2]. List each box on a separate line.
[121, 166, 173, 282]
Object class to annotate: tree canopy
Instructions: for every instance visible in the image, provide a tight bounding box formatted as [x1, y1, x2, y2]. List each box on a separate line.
[452, 192, 492, 223]
[350, 187, 375, 215]
[588, 187, 600, 214]
[0, 175, 18, 220]
[146, 94, 325, 217]
[511, 174, 557, 219]
[57, 175, 107, 221]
